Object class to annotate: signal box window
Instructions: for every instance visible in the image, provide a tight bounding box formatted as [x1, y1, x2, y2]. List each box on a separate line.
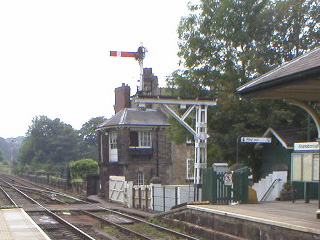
[130, 130, 151, 147]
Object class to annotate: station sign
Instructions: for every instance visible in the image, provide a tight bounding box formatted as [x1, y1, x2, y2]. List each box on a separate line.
[294, 142, 319, 151]
[240, 137, 272, 143]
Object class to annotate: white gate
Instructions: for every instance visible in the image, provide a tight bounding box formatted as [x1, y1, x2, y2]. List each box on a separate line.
[109, 176, 125, 203]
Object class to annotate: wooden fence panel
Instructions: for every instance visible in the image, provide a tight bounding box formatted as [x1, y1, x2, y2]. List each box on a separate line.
[109, 176, 125, 204]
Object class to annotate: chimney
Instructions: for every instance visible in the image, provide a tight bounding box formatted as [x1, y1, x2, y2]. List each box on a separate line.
[114, 83, 131, 113]
[142, 68, 158, 95]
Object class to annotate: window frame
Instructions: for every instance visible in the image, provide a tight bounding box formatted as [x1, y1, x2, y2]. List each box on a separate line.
[109, 131, 118, 162]
[129, 130, 152, 148]
[137, 171, 144, 185]
[186, 158, 195, 180]
[138, 131, 152, 147]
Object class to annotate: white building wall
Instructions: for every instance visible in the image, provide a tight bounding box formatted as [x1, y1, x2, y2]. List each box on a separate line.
[252, 171, 287, 201]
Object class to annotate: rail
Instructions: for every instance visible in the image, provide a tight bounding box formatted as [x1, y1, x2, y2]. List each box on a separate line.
[1, 174, 200, 240]
[0, 185, 19, 207]
[0, 177, 95, 240]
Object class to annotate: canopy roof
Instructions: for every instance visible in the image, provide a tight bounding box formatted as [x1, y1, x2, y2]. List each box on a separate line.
[237, 47, 320, 101]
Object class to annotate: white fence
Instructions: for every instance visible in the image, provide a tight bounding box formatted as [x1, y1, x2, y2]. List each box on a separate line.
[109, 176, 194, 212]
[133, 185, 152, 210]
[152, 184, 194, 212]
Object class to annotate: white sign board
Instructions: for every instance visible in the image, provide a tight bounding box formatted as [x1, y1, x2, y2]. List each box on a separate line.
[294, 142, 319, 151]
[240, 137, 272, 143]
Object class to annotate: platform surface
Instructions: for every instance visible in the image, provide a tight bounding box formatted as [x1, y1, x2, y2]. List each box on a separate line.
[190, 200, 320, 235]
[0, 208, 50, 240]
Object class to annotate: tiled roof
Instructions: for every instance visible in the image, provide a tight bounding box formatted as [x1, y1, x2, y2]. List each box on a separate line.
[260, 126, 307, 149]
[97, 108, 170, 129]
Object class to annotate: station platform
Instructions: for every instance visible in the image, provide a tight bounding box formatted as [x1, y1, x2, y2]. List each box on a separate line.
[188, 200, 320, 237]
[0, 208, 50, 240]
[185, 200, 320, 240]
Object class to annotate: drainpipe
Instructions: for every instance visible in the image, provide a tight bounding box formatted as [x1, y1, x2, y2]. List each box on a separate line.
[156, 128, 159, 177]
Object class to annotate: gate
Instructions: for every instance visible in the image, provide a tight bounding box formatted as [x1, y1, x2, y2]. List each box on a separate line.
[85, 174, 99, 196]
[232, 167, 249, 203]
[202, 167, 249, 204]
[109, 176, 125, 203]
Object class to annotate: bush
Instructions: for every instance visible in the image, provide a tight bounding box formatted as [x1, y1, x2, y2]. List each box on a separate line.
[69, 158, 98, 181]
[35, 169, 47, 176]
[71, 178, 83, 184]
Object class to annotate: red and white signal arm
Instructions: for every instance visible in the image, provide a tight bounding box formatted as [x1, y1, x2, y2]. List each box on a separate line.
[223, 173, 233, 186]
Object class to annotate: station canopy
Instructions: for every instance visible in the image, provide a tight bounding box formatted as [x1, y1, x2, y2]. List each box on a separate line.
[237, 46, 320, 101]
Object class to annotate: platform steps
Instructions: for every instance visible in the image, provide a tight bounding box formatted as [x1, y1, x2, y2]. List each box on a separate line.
[252, 171, 287, 201]
[156, 207, 248, 240]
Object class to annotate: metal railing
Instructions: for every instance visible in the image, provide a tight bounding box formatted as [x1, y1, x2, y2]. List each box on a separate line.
[260, 178, 281, 201]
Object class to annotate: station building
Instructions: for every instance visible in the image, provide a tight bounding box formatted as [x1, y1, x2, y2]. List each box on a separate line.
[96, 69, 194, 198]
[237, 46, 320, 217]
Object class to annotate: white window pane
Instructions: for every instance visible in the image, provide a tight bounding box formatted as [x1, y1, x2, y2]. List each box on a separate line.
[109, 132, 118, 162]
[303, 153, 312, 182]
[292, 154, 302, 181]
[313, 154, 319, 181]
[138, 131, 151, 147]
[187, 158, 194, 180]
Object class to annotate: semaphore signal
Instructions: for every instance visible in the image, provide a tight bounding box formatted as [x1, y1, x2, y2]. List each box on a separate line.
[110, 44, 147, 91]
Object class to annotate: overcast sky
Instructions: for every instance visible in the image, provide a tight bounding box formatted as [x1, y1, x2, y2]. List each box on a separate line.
[0, 0, 198, 138]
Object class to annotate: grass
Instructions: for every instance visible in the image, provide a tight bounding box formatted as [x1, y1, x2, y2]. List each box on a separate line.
[102, 225, 139, 240]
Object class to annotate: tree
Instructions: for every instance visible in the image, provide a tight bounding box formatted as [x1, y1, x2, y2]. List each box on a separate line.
[18, 137, 34, 165]
[78, 116, 106, 160]
[271, 0, 320, 60]
[169, 0, 320, 178]
[0, 150, 4, 161]
[18, 116, 80, 174]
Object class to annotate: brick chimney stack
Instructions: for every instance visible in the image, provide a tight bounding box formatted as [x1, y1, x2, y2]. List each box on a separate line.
[114, 83, 131, 113]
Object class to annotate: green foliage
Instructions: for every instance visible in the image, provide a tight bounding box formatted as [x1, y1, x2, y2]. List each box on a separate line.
[166, 113, 194, 144]
[78, 116, 106, 146]
[17, 115, 106, 177]
[169, 0, 320, 178]
[18, 137, 35, 165]
[69, 158, 98, 180]
[71, 178, 84, 184]
[0, 160, 11, 173]
[49, 175, 65, 183]
[0, 150, 4, 161]
[35, 169, 47, 176]
[18, 116, 79, 171]
[78, 116, 106, 161]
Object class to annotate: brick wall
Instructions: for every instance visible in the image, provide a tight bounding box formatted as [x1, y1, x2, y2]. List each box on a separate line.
[171, 142, 194, 184]
[114, 83, 131, 113]
[100, 127, 174, 186]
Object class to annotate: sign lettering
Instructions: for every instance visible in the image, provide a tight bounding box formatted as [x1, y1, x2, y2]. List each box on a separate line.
[240, 137, 272, 143]
[294, 142, 320, 151]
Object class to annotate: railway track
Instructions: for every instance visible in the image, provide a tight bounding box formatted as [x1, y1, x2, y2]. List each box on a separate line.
[0, 177, 98, 239]
[0, 173, 201, 240]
